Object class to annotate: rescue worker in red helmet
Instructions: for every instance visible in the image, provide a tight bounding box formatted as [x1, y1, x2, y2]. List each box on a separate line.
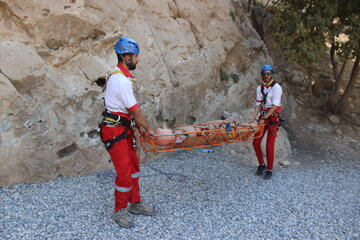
[250, 64, 283, 180]
[99, 37, 155, 228]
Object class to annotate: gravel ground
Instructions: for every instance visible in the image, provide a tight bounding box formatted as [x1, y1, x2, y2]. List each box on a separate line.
[1, 148, 359, 240]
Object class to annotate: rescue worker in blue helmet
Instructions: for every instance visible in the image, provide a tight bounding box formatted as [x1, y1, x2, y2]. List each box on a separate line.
[99, 37, 155, 228]
[250, 64, 283, 180]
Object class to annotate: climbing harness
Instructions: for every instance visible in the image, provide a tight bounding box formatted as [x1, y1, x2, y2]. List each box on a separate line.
[101, 111, 131, 127]
[98, 69, 139, 151]
[98, 111, 132, 151]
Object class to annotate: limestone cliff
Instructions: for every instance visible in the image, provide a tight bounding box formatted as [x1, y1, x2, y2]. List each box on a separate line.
[0, 0, 290, 185]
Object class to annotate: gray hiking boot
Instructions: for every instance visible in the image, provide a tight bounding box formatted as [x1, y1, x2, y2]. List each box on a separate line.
[112, 209, 134, 228]
[128, 202, 156, 216]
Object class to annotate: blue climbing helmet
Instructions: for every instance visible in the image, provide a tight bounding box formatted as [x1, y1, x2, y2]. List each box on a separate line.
[114, 37, 139, 55]
[261, 64, 274, 73]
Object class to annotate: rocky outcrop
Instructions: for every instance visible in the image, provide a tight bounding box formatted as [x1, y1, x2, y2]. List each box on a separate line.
[0, 0, 290, 186]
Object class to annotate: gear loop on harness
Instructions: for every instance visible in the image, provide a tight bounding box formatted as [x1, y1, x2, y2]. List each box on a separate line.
[101, 111, 131, 128]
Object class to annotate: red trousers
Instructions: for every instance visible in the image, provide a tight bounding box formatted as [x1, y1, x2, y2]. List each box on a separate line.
[101, 125, 141, 211]
[252, 115, 280, 170]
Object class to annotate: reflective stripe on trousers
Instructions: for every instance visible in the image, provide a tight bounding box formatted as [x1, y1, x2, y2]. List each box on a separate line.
[115, 185, 132, 193]
[114, 172, 140, 192]
[131, 172, 141, 178]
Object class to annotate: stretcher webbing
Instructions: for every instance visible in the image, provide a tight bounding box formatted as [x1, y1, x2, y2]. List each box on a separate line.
[138, 123, 265, 152]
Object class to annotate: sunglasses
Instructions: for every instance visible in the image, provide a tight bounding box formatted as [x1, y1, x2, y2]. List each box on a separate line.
[262, 72, 272, 76]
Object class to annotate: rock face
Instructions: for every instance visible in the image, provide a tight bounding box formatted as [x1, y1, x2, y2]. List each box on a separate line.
[0, 0, 290, 186]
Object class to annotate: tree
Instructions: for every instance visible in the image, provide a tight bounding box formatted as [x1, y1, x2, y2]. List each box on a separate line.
[270, 0, 360, 113]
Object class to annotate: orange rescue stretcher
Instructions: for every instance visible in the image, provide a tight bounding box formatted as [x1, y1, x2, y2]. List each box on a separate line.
[138, 121, 265, 152]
